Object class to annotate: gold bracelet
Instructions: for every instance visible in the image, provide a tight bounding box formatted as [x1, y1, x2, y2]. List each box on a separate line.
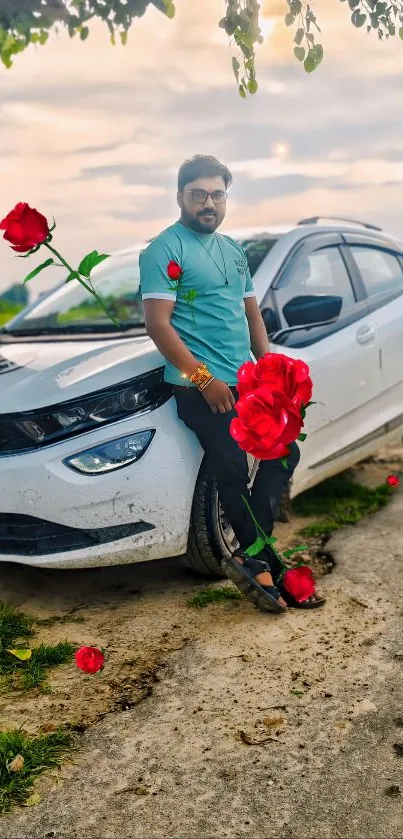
[189, 362, 213, 390]
[199, 376, 216, 392]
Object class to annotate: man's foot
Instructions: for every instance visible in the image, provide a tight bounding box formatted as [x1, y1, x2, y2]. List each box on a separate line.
[233, 554, 288, 609]
[222, 551, 288, 614]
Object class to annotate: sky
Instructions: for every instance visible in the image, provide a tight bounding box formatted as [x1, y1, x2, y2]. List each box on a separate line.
[1, 0, 403, 298]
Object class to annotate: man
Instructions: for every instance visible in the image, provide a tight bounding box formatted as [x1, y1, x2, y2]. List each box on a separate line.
[140, 154, 322, 613]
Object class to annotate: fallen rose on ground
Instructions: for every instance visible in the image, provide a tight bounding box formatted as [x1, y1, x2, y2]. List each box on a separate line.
[75, 646, 105, 675]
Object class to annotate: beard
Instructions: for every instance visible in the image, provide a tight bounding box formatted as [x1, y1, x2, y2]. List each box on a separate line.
[180, 206, 221, 234]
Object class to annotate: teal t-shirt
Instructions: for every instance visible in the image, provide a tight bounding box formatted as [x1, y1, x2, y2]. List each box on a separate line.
[139, 221, 256, 386]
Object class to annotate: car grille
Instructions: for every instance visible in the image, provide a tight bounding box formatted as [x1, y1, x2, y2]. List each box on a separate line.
[0, 355, 20, 375]
[0, 513, 154, 556]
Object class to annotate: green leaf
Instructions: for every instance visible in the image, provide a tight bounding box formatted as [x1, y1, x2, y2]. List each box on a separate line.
[39, 31, 48, 45]
[245, 536, 266, 557]
[294, 27, 304, 45]
[281, 457, 289, 469]
[285, 12, 295, 26]
[78, 250, 109, 278]
[80, 25, 89, 40]
[183, 289, 197, 302]
[294, 46, 305, 61]
[23, 257, 54, 284]
[6, 648, 32, 660]
[298, 432, 307, 442]
[399, 27, 403, 40]
[232, 56, 240, 82]
[248, 78, 258, 94]
[352, 10, 366, 27]
[304, 44, 323, 73]
[163, 0, 176, 19]
[120, 30, 128, 45]
[238, 84, 246, 98]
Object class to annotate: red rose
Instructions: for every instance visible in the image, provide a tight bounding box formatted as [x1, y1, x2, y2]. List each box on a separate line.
[237, 353, 312, 408]
[230, 385, 304, 460]
[167, 260, 183, 281]
[231, 353, 313, 460]
[75, 646, 105, 675]
[386, 474, 400, 488]
[0, 202, 50, 253]
[282, 565, 316, 603]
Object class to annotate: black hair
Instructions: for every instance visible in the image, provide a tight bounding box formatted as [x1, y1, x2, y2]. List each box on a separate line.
[177, 155, 233, 191]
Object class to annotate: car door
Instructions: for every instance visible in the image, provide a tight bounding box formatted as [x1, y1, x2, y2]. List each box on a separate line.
[261, 234, 383, 473]
[343, 237, 403, 431]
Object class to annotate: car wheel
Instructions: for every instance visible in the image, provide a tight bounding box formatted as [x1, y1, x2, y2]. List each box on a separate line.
[184, 457, 291, 577]
[184, 458, 236, 578]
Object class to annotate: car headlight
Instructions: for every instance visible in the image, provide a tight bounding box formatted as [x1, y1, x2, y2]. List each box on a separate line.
[0, 368, 171, 456]
[63, 430, 154, 474]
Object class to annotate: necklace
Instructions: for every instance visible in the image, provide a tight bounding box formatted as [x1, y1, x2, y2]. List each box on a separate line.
[182, 224, 228, 285]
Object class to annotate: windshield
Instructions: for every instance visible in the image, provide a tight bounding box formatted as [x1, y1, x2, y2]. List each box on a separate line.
[240, 235, 279, 276]
[3, 234, 280, 336]
[3, 250, 144, 335]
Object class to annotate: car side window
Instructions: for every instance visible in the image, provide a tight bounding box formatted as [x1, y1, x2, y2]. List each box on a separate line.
[275, 246, 356, 322]
[349, 246, 403, 298]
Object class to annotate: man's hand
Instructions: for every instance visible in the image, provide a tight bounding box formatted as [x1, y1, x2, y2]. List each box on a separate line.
[201, 379, 235, 414]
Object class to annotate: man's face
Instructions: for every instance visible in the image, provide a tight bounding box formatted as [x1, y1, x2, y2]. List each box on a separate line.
[178, 175, 227, 234]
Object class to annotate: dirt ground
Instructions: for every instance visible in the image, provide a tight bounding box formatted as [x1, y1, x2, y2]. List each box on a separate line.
[0, 445, 402, 838]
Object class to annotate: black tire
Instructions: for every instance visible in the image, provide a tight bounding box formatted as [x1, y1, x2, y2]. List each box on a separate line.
[184, 458, 235, 578]
[184, 457, 292, 578]
[275, 483, 292, 522]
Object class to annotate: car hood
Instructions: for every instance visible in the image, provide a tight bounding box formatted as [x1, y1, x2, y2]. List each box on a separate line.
[0, 335, 163, 413]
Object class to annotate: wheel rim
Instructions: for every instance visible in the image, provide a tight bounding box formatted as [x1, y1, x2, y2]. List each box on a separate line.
[217, 499, 238, 555]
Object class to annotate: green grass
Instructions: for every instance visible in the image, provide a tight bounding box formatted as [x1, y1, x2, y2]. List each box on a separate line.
[292, 474, 394, 538]
[187, 586, 243, 608]
[0, 602, 76, 692]
[0, 602, 34, 649]
[0, 728, 75, 813]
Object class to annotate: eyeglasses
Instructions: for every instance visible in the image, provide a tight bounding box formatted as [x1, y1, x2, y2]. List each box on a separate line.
[183, 189, 227, 205]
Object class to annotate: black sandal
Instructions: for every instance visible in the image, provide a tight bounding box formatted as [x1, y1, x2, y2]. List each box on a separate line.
[222, 551, 287, 614]
[278, 585, 326, 610]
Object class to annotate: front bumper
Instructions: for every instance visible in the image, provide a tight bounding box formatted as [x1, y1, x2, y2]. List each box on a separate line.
[0, 397, 202, 568]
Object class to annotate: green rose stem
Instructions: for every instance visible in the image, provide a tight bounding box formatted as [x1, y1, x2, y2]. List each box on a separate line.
[241, 494, 308, 580]
[43, 242, 120, 327]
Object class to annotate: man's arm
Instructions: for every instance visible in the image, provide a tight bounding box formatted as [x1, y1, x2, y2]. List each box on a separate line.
[245, 296, 270, 360]
[143, 299, 235, 414]
[143, 299, 200, 379]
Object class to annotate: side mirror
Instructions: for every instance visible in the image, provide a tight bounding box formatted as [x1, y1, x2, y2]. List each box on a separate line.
[282, 294, 343, 328]
[261, 306, 280, 335]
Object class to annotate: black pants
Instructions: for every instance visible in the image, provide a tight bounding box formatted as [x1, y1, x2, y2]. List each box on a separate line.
[174, 386, 300, 560]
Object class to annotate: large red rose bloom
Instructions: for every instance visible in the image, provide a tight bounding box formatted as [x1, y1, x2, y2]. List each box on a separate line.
[0, 202, 50, 253]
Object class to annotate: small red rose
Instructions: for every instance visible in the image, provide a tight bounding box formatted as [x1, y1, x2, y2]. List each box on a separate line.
[0, 202, 50, 253]
[75, 646, 105, 674]
[167, 260, 183, 281]
[386, 474, 400, 488]
[282, 565, 316, 603]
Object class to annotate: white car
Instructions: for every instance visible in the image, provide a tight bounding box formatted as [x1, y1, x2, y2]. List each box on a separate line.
[1, 216, 402, 574]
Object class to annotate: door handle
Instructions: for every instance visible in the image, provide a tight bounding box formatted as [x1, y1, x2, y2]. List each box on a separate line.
[356, 325, 376, 345]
